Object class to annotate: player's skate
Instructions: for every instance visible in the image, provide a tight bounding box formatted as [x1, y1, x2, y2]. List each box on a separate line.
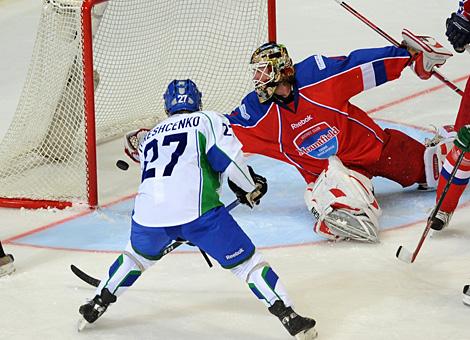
[268, 300, 317, 339]
[0, 254, 15, 277]
[429, 210, 453, 231]
[463, 285, 470, 306]
[78, 288, 116, 331]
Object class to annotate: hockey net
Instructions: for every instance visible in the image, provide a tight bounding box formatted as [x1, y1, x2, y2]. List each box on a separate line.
[0, 0, 275, 208]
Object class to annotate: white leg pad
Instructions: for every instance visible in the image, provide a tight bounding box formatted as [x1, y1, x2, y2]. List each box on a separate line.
[304, 156, 381, 242]
[95, 242, 156, 297]
[423, 127, 455, 188]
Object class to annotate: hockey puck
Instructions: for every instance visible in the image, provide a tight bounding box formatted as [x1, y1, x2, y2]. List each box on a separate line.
[116, 160, 129, 171]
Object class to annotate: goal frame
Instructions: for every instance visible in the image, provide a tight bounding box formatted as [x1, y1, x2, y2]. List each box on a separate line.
[0, 0, 277, 210]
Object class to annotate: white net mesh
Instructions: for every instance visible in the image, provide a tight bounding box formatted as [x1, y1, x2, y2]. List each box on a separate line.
[0, 0, 269, 206]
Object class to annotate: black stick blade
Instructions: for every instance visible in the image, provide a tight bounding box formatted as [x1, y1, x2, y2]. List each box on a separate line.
[71, 264, 101, 287]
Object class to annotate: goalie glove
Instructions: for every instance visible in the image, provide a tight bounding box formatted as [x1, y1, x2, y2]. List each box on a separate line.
[401, 28, 453, 80]
[228, 166, 267, 208]
[124, 128, 149, 163]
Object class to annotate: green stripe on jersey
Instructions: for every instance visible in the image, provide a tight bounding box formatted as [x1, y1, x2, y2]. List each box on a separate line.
[198, 132, 223, 214]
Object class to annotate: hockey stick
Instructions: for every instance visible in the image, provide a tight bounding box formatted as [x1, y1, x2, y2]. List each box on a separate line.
[396, 150, 466, 263]
[71, 199, 241, 287]
[334, 0, 464, 97]
[71, 264, 100, 287]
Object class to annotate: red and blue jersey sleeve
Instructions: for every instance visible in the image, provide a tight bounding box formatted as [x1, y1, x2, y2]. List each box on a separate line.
[458, 0, 470, 20]
[227, 94, 283, 159]
[295, 46, 411, 106]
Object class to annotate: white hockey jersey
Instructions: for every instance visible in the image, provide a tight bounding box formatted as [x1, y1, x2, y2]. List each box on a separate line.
[132, 111, 256, 227]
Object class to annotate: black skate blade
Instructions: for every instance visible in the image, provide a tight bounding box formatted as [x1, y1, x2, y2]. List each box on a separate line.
[71, 264, 100, 287]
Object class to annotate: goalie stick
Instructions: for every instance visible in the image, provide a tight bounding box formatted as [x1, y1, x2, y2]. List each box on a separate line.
[334, 0, 464, 97]
[71, 199, 241, 287]
[396, 150, 466, 263]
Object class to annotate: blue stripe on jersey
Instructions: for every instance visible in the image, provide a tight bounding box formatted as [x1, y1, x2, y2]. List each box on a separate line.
[372, 60, 387, 86]
[295, 46, 409, 88]
[442, 167, 470, 185]
[207, 145, 232, 172]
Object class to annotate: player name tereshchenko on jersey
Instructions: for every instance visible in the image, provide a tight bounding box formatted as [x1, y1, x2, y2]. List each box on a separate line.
[145, 116, 201, 140]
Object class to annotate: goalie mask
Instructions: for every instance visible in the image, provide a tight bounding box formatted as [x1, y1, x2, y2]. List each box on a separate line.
[250, 42, 294, 103]
[163, 79, 202, 116]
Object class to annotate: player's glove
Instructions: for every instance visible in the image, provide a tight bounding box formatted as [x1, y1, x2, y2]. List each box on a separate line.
[228, 166, 267, 208]
[446, 12, 470, 53]
[454, 125, 470, 152]
[124, 128, 149, 163]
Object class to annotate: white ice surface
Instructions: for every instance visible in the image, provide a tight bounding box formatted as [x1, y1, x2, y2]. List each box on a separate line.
[1, 0, 470, 339]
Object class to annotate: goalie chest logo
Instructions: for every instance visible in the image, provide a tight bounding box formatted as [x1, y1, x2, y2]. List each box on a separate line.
[293, 122, 339, 159]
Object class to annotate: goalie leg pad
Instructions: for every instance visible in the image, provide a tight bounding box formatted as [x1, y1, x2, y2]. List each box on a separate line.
[323, 209, 379, 243]
[231, 251, 292, 308]
[423, 127, 456, 188]
[313, 220, 345, 241]
[304, 156, 381, 242]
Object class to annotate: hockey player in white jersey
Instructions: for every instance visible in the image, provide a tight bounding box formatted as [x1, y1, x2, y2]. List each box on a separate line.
[78, 79, 317, 339]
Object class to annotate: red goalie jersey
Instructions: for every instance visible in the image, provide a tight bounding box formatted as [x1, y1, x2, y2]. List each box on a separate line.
[226, 46, 417, 184]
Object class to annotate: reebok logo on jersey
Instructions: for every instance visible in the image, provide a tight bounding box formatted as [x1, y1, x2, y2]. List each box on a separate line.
[291, 115, 313, 130]
[294, 122, 340, 159]
[225, 248, 244, 260]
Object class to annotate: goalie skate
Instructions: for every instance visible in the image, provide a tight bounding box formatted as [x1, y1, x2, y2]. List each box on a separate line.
[324, 210, 379, 243]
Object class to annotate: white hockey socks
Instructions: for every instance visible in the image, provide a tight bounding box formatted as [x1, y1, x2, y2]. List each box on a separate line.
[231, 251, 292, 308]
[95, 242, 155, 297]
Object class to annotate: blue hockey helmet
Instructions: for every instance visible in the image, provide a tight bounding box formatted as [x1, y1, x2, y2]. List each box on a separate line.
[163, 79, 202, 116]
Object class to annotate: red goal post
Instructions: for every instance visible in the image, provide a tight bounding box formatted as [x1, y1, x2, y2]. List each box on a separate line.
[0, 0, 276, 209]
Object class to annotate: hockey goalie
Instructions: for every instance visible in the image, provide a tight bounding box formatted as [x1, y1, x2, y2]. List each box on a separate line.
[224, 30, 454, 243]
[124, 29, 455, 243]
